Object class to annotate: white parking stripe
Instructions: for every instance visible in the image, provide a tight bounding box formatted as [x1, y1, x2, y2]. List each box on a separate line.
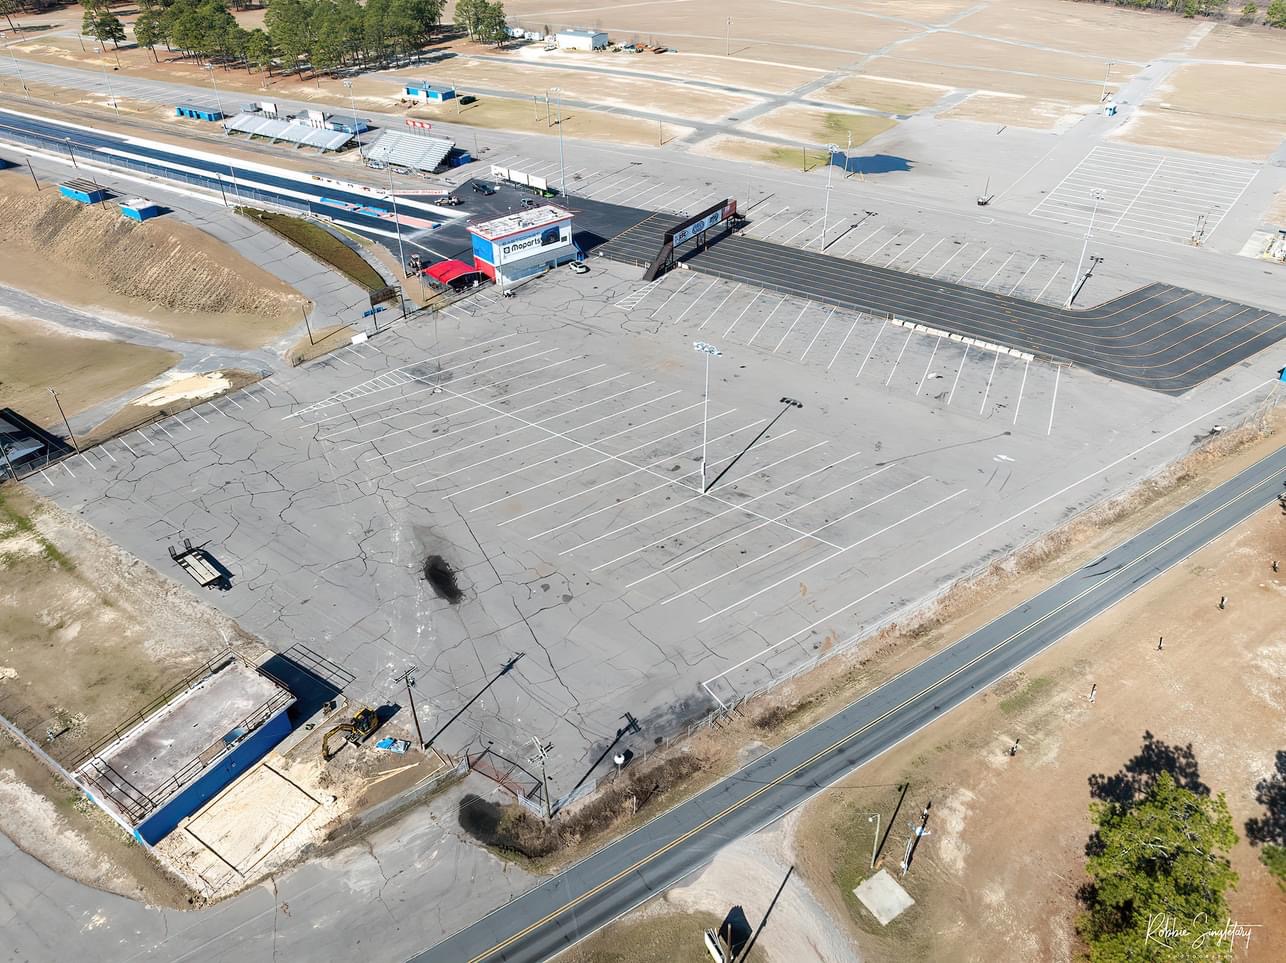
[748, 294, 788, 345]
[698, 283, 741, 331]
[916, 337, 942, 395]
[774, 303, 811, 352]
[723, 292, 764, 337]
[854, 320, 884, 380]
[884, 330, 914, 386]
[827, 315, 861, 372]
[979, 354, 1000, 414]
[800, 307, 836, 362]
[1012, 359, 1031, 425]
[947, 346, 969, 405]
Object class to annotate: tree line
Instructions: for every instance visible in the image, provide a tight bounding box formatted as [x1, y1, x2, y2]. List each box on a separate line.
[1078, 0, 1286, 24]
[74, 0, 513, 80]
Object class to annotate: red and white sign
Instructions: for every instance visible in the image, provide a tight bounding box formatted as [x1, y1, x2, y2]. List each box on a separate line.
[405, 119, 433, 131]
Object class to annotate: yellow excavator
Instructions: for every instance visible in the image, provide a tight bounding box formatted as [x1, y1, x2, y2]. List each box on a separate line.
[321, 706, 380, 761]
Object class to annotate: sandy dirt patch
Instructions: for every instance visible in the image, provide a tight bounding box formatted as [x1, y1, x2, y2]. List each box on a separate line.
[739, 105, 897, 148]
[0, 314, 179, 423]
[865, 29, 1118, 104]
[794, 504, 1286, 963]
[0, 736, 193, 908]
[516, 44, 821, 95]
[400, 92, 682, 147]
[692, 134, 837, 173]
[1113, 108, 1286, 162]
[810, 75, 951, 115]
[388, 54, 757, 122]
[0, 172, 308, 350]
[950, 0, 1202, 61]
[501, 0, 927, 66]
[1151, 62, 1286, 126]
[83, 369, 261, 443]
[1267, 187, 1286, 227]
[0, 487, 259, 768]
[1191, 21, 1286, 66]
[941, 92, 1092, 132]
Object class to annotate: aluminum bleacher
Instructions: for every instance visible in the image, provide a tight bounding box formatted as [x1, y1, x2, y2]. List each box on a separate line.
[365, 130, 455, 173]
[222, 113, 352, 152]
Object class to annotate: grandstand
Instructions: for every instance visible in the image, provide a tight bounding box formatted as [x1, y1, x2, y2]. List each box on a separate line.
[365, 130, 456, 174]
[223, 112, 353, 152]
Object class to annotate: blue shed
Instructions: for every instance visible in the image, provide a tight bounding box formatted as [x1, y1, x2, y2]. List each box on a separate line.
[73, 654, 296, 846]
[59, 178, 109, 204]
[120, 198, 163, 222]
[176, 104, 224, 121]
[403, 82, 455, 103]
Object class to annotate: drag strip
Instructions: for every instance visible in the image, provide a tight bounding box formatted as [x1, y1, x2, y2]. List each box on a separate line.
[598, 218, 1286, 394]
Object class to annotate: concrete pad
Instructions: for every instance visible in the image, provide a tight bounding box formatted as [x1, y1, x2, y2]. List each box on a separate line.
[853, 869, 914, 925]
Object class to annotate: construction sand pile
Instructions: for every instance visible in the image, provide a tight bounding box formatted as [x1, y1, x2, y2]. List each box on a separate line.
[0, 187, 305, 326]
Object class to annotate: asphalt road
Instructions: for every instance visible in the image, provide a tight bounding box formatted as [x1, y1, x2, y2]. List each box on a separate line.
[412, 443, 1286, 963]
[599, 218, 1286, 394]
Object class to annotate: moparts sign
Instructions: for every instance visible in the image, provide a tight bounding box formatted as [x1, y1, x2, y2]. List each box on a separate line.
[494, 223, 571, 265]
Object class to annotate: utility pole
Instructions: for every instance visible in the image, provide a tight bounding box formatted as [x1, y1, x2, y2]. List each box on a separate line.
[693, 341, 721, 490]
[301, 305, 315, 345]
[25, 158, 39, 190]
[552, 86, 566, 196]
[394, 667, 425, 749]
[725, 17, 732, 56]
[1, 33, 31, 100]
[64, 137, 78, 169]
[1100, 61, 1115, 102]
[531, 736, 553, 819]
[845, 130, 852, 179]
[900, 801, 932, 877]
[48, 388, 78, 453]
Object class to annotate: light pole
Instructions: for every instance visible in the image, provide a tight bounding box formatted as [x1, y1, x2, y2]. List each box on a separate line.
[48, 388, 78, 454]
[693, 341, 721, 490]
[94, 47, 120, 116]
[845, 130, 853, 179]
[386, 166, 408, 280]
[203, 62, 224, 118]
[0, 32, 31, 100]
[550, 86, 566, 196]
[342, 79, 363, 158]
[1100, 61, 1115, 102]
[820, 142, 838, 251]
[64, 136, 78, 169]
[725, 17, 732, 56]
[1068, 189, 1104, 307]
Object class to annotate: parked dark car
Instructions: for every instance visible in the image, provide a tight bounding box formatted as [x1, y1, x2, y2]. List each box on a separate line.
[472, 182, 496, 195]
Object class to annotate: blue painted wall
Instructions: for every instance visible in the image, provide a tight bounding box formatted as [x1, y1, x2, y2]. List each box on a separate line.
[133, 709, 292, 845]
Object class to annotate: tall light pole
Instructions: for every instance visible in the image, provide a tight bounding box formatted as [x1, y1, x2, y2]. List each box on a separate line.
[1100, 61, 1115, 103]
[64, 136, 78, 168]
[0, 32, 31, 100]
[342, 78, 363, 158]
[550, 86, 566, 197]
[203, 62, 224, 118]
[725, 18, 732, 56]
[820, 143, 839, 251]
[94, 47, 119, 116]
[48, 388, 78, 453]
[386, 165, 408, 280]
[1068, 189, 1104, 308]
[693, 341, 721, 491]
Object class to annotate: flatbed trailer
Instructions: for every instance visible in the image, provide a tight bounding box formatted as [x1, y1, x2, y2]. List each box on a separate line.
[169, 538, 224, 588]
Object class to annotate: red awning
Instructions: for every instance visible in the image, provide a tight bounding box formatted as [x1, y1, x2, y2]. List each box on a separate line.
[424, 259, 476, 284]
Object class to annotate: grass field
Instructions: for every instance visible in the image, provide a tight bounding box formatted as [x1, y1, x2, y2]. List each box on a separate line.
[242, 209, 386, 291]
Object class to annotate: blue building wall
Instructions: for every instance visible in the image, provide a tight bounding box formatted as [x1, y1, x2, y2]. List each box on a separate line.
[132, 709, 292, 845]
[122, 203, 162, 222]
[59, 184, 107, 204]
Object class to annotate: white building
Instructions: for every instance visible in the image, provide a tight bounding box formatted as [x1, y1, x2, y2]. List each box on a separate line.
[556, 29, 609, 51]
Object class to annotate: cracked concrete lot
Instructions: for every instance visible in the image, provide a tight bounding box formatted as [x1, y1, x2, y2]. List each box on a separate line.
[33, 256, 1281, 797]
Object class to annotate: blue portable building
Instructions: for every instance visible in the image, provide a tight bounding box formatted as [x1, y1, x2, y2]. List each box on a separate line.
[59, 178, 109, 204]
[176, 104, 224, 121]
[120, 198, 163, 222]
[403, 81, 455, 103]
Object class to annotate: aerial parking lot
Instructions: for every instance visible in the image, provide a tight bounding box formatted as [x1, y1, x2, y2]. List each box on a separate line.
[34, 255, 1279, 793]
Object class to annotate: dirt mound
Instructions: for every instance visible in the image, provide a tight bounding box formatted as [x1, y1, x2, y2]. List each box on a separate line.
[0, 184, 305, 330]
